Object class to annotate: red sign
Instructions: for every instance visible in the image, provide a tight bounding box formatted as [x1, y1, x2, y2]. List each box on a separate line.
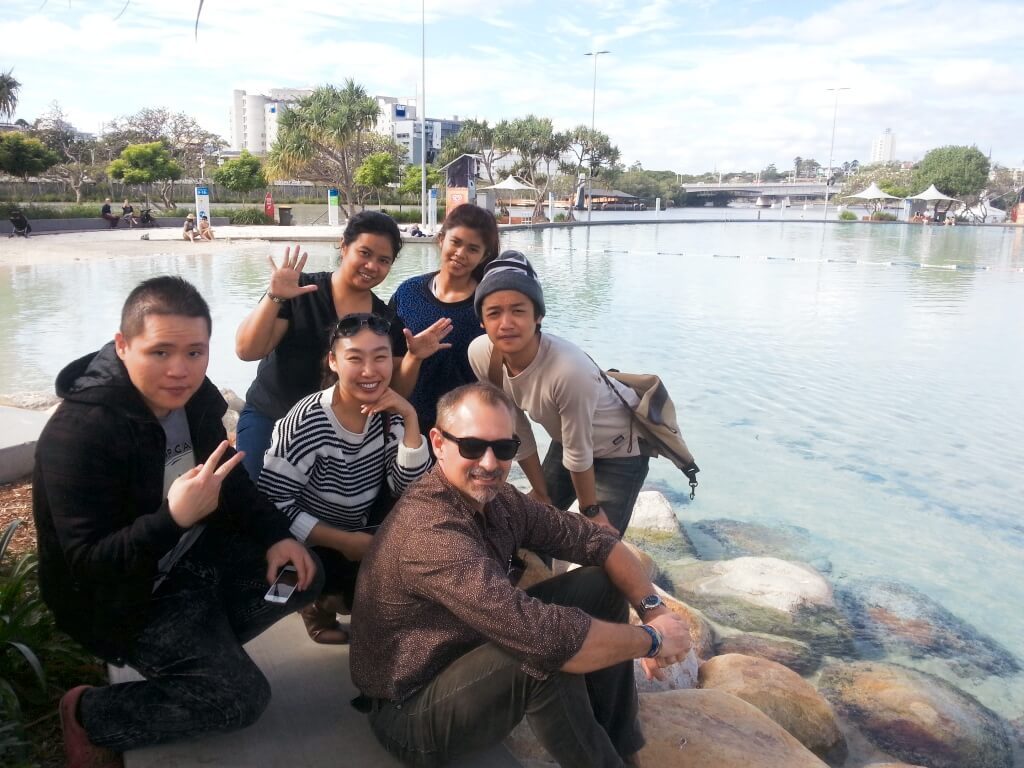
[264, 192, 275, 219]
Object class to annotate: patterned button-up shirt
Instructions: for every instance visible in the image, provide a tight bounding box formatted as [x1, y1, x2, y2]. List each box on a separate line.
[350, 466, 620, 702]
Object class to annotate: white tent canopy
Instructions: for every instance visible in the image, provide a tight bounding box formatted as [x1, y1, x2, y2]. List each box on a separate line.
[479, 176, 537, 192]
[849, 182, 901, 200]
[908, 184, 958, 201]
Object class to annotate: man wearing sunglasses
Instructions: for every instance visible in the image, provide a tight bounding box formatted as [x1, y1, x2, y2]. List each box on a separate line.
[350, 382, 692, 768]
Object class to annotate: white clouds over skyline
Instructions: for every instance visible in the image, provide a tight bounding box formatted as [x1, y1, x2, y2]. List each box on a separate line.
[2, 0, 1021, 172]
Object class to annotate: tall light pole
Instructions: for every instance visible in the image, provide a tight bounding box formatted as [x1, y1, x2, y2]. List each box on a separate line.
[822, 86, 849, 224]
[420, 0, 427, 229]
[584, 50, 610, 225]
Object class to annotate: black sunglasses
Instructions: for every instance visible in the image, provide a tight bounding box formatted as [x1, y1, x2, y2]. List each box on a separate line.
[439, 430, 521, 461]
[332, 313, 391, 342]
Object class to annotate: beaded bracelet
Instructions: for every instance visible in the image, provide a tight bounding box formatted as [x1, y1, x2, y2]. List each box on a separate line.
[639, 624, 663, 658]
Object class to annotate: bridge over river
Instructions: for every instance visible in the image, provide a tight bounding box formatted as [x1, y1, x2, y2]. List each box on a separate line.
[681, 181, 838, 204]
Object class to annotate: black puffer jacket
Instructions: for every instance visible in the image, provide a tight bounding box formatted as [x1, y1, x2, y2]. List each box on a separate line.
[32, 343, 293, 660]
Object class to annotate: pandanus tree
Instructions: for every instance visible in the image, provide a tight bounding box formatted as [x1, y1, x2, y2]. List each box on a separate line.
[266, 81, 384, 218]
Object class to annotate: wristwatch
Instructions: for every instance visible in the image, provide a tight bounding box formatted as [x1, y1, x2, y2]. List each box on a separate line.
[581, 504, 604, 519]
[637, 594, 664, 617]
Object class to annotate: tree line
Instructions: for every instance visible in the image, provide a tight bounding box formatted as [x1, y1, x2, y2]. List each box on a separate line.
[0, 71, 1016, 217]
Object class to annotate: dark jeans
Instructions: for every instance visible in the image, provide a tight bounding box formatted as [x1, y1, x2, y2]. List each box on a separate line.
[315, 545, 361, 611]
[542, 442, 650, 535]
[368, 567, 642, 768]
[236, 403, 276, 481]
[79, 528, 322, 751]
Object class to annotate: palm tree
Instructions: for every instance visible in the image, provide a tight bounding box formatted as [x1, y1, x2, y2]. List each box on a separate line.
[0, 69, 21, 121]
[266, 80, 381, 216]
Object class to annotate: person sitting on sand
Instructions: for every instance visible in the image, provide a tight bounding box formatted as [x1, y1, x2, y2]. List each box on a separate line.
[182, 213, 198, 242]
[198, 212, 215, 240]
[258, 313, 430, 645]
[349, 382, 692, 767]
[33, 276, 321, 768]
[101, 198, 120, 228]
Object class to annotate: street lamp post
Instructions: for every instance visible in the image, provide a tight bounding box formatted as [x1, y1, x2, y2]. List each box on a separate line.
[420, 0, 427, 229]
[822, 86, 849, 224]
[584, 50, 610, 226]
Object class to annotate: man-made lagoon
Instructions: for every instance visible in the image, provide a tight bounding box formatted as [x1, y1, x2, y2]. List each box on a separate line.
[2, 220, 1022, 720]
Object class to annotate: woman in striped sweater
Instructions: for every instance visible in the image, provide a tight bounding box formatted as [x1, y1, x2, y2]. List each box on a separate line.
[258, 313, 430, 644]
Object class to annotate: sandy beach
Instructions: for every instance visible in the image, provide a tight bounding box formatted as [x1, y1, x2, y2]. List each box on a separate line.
[0, 226, 354, 268]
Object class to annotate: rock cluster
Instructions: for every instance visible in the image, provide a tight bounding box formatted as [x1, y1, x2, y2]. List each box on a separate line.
[505, 491, 1022, 768]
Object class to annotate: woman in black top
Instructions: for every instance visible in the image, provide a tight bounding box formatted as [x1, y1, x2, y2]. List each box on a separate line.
[234, 211, 451, 480]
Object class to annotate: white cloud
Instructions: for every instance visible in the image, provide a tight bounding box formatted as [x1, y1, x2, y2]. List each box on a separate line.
[2, 0, 1021, 171]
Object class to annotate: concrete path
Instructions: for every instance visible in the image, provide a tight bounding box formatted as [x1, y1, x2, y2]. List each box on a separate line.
[0, 405, 51, 483]
[112, 614, 521, 768]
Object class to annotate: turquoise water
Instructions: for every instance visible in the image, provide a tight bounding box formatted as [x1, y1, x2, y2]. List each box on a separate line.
[2, 221, 1023, 717]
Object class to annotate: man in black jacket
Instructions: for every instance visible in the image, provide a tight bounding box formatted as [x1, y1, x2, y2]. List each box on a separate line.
[33, 276, 321, 767]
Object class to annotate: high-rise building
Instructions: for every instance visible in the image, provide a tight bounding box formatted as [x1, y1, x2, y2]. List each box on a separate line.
[870, 128, 896, 164]
[229, 88, 312, 154]
[372, 95, 462, 165]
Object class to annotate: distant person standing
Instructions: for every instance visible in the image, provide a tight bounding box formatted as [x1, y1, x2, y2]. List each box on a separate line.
[101, 198, 120, 228]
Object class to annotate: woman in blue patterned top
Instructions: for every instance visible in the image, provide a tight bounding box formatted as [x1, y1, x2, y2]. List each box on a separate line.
[389, 204, 500, 435]
[258, 313, 430, 644]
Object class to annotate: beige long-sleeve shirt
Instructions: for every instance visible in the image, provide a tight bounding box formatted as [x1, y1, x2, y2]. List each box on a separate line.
[468, 332, 639, 472]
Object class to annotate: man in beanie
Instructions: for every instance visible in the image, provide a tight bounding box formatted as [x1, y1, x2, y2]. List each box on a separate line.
[467, 251, 648, 534]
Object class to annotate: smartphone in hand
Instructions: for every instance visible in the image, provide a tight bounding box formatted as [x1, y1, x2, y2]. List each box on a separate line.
[264, 565, 299, 603]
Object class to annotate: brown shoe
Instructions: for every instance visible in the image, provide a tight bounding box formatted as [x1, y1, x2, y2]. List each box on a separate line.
[59, 685, 124, 768]
[300, 600, 349, 645]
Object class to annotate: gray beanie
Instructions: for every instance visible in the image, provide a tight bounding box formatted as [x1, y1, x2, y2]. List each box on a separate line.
[474, 250, 546, 318]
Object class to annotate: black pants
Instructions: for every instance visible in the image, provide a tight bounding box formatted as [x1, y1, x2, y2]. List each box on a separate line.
[368, 567, 642, 768]
[79, 529, 322, 751]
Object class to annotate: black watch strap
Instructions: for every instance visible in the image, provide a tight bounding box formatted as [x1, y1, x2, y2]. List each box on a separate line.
[581, 504, 603, 519]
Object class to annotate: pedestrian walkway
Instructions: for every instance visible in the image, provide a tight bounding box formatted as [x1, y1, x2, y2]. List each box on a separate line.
[112, 612, 521, 768]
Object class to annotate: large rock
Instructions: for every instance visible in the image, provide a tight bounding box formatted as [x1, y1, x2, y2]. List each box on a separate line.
[654, 588, 716, 660]
[516, 549, 554, 590]
[637, 689, 828, 767]
[0, 391, 60, 410]
[714, 631, 821, 675]
[666, 556, 853, 655]
[635, 649, 699, 693]
[836, 578, 1020, 680]
[818, 661, 1013, 768]
[622, 540, 658, 582]
[699, 653, 846, 763]
[689, 518, 832, 572]
[624, 491, 698, 561]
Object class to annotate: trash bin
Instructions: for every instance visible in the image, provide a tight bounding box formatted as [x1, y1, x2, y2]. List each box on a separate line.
[278, 206, 293, 226]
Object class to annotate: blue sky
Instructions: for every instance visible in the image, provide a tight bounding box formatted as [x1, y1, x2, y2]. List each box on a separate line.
[3, 0, 1023, 172]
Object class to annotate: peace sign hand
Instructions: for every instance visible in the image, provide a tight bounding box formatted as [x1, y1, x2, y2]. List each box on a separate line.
[167, 441, 245, 527]
[267, 244, 319, 301]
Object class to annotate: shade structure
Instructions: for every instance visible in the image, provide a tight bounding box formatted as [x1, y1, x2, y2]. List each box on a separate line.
[908, 184, 958, 201]
[849, 182, 901, 200]
[479, 176, 537, 217]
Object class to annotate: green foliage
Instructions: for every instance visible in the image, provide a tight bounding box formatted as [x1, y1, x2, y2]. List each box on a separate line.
[838, 210, 858, 221]
[878, 180, 911, 198]
[0, 202, 112, 219]
[266, 80, 394, 216]
[0, 69, 20, 121]
[911, 145, 990, 203]
[107, 141, 183, 185]
[355, 152, 400, 205]
[212, 150, 266, 197]
[553, 212, 568, 222]
[399, 164, 443, 197]
[437, 119, 508, 184]
[226, 207, 275, 225]
[383, 207, 442, 224]
[0, 133, 61, 180]
[561, 125, 620, 183]
[870, 211, 897, 221]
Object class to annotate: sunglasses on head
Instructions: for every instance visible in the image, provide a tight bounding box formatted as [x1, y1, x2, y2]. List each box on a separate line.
[439, 430, 521, 461]
[332, 313, 391, 342]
